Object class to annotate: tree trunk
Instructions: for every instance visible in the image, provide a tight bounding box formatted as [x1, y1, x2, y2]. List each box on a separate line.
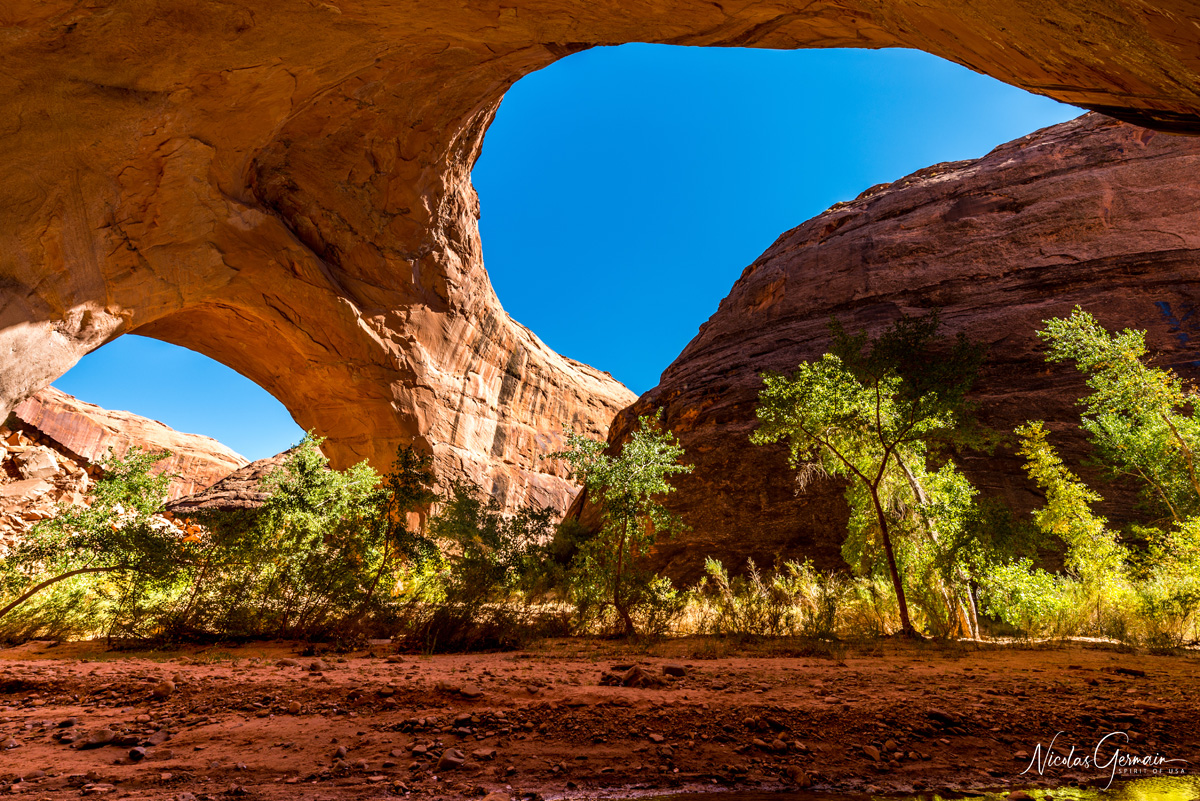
[353, 537, 392, 628]
[870, 488, 916, 636]
[966, 583, 980, 639]
[896, 454, 980, 639]
[614, 516, 635, 636]
[174, 556, 213, 634]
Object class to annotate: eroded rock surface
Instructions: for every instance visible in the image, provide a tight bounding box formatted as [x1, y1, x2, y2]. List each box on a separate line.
[605, 115, 1200, 582]
[12, 388, 246, 499]
[1, 388, 247, 548]
[165, 450, 292, 517]
[4, 1, 1200, 515]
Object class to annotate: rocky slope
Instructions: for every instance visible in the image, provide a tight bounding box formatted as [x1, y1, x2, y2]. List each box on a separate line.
[4, 2, 1200, 518]
[164, 450, 292, 517]
[0, 389, 247, 549]
[603, 114, 1200, 582]
[12, 389, 246, 499]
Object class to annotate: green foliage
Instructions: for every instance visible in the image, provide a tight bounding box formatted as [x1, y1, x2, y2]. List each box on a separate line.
[426, 481, 557, 604]
[391, 474, 583, 652]
[376, 446, 440, 567]
[1015, 421, 1126, 589]
[551, 410, 693, 636]
[1039, 307, 1200, 523]
[1132, 519, 1200, 646]
[980, 308, 1200, 645]
[0, 447, 177, 640]
[174, 435, 393, 641]
[392, 480, 567, 653]
[978, 559, 1071, 638]
[752, 312, 987, 636]
[2, 435, 445, 645]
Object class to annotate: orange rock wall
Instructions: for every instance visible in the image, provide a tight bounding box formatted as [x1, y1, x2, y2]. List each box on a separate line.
[1, 388, 249, 549]
[11, 388, 248, 500]
[3, 1, 1200, 513]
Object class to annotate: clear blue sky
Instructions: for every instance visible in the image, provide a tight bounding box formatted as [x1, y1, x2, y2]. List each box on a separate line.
[53, 45, 1078, 461]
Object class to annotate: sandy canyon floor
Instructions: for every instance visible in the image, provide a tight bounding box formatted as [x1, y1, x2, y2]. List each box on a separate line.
[0, 638, 1196, 800]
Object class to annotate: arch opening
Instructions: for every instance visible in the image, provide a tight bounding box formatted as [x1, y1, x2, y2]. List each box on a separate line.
[4, 0, 1200, 518]
[51, 334, 304, 464]
[474, 44, 1080, 395]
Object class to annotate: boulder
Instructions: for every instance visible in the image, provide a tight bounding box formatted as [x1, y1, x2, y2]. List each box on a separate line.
[13, 447, 60, 480]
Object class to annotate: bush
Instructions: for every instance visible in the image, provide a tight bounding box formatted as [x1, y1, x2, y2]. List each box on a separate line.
[689, 558, 851, 640]
[0, 447, 179, 642]
[168, 436, 399, 641]
[695, 558, 792, 638]
[784, 561, 849, 639]
[392, 480, 563, 652]
[552, 411, 693, 636]
[979, 559, 1071, 639]
[426, 481, 557, 605]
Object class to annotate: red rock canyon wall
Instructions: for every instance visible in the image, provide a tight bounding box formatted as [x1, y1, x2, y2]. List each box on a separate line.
[4, 1, 1200, 512]
[605, 115, 1200, 581]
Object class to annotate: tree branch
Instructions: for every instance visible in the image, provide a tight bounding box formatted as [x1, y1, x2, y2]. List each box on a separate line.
[0, 565, 131, 620]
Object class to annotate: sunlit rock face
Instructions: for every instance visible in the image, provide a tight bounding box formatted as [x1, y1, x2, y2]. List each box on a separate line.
[1, 388, 247, 548]
[602, 115, 1200, 582]
[3, 1, 1200, 513]
[165, 451, 293, 517]
[12, 388, 246, 500]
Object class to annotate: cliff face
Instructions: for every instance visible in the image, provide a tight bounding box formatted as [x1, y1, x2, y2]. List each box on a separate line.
[1, 388, 248, 549]
[605, 115, 1200, 582]
[12, 388, 247, 499]
[4, 2, 1200, 516]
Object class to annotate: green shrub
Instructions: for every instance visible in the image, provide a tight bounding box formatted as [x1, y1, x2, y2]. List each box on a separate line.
[393, 480, 562, 652]
[0, 447, 178, 642]
[979, 559, 1071, 639]
[551, 411, 693, 636]
[171, 436, 397, 641]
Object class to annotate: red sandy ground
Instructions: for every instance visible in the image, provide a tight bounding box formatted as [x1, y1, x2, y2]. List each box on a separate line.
[0, 638, 1196, 800]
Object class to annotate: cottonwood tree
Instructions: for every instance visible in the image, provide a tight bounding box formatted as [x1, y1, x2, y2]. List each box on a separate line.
[998, 308, 1200, 642]
[1040, 307, 1200, 524]
[552, 410, 692, 636]
[752, 312, 985, 637]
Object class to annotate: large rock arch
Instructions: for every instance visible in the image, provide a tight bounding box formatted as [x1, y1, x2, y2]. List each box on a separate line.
[3, 0, 1200, 510]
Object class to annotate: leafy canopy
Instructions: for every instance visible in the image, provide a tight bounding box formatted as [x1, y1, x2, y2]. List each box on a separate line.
[752, 311, 986, 636]
[0, 447, 177, 635]
[1039, 307, 1200, 523]
[552, 410, 692, 636]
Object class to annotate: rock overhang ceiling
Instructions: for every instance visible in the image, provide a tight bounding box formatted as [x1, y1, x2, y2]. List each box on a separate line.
[3, 0, 1200, 512]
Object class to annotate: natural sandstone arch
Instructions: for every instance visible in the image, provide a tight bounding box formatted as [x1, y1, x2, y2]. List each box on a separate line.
[3, 0, 1200, 511]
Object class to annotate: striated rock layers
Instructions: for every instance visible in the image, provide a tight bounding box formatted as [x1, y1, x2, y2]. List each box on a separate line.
[12, 388, 247, 499]
[606, 115, 1200, 583]
[5, 2, 1200, 516]
[1, 388, 248, 548]
[165, 450, 292, 517]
